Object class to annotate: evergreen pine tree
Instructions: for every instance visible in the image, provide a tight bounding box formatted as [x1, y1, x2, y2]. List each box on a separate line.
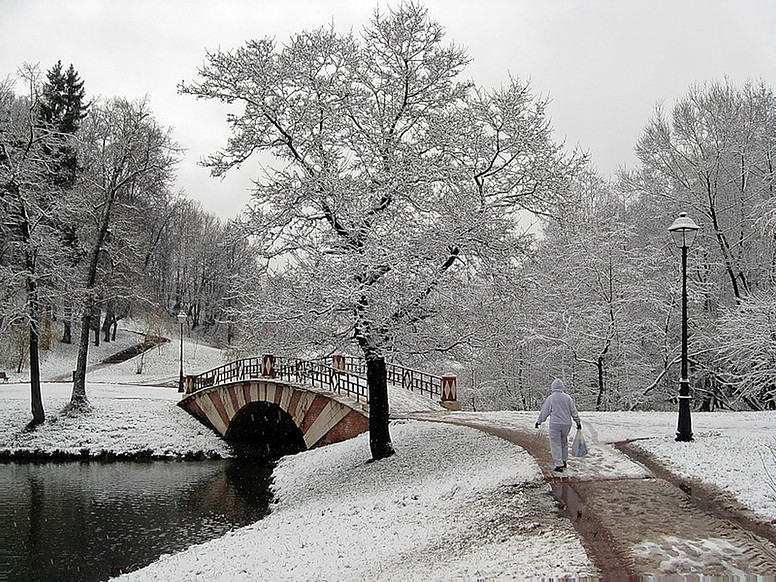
[38, 61, 88, 345]
[38, 61, 87, 185]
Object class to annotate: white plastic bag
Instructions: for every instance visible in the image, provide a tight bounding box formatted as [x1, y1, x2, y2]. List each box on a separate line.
[571, 429, 588, 456]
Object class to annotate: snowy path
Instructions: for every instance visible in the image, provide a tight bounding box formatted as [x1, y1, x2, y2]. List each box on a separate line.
[47, 334, 170, 383]
[405, 411, 776, 578]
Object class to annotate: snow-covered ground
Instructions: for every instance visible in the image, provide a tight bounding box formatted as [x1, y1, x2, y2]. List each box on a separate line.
[115, 420, 595, 581]
[0, 385, 596, 579]
[0, 382, 233, 459]
[2, 326, 776, 580]
[1, 319, 227, 386]
[434, 410, 776, 524]
[0, 323, 232, 458]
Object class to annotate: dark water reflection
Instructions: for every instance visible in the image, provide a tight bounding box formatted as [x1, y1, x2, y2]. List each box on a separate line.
[0, 459, 274, 582]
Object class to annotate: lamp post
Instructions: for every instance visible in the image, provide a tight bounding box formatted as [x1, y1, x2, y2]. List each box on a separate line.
[668, 212, 700, 442]
[177, 311, 186, 393]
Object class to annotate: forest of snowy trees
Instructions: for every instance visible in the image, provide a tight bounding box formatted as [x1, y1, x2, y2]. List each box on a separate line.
[0, 61, 261, 422]
[2, 4, 775, 437]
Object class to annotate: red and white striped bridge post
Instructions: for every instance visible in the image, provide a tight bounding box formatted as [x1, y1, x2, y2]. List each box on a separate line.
[261, 354, 276, 378]
[440, 373, 461, 411]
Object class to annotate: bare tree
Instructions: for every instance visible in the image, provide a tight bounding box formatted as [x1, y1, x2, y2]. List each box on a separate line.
[632, 79, 776, 409]
[0, 66, 73, 425]
[69, 97, 180, 406]
[182, 3, 582, 459]
[714, 292, 776, 410]
[635, 79, 776, 304]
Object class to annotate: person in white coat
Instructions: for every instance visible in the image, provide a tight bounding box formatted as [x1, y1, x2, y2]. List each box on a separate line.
[535, 378, 581, 473]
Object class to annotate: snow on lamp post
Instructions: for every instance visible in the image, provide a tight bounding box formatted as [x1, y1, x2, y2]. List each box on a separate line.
[177, 311, 187, 393]
[668, 212, 700, 442]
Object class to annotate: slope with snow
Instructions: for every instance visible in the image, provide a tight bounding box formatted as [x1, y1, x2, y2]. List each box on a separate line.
[115, 420, 596, 581]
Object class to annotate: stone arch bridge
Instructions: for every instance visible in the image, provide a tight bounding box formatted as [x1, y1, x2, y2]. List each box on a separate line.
[178, 355, 460, 456]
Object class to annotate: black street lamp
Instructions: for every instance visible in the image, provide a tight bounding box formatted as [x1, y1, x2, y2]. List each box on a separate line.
[668, 211, 700, 442]
[177, 311, 187, 393]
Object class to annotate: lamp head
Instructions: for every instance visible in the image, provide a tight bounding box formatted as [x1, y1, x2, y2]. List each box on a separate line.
[177, 311, 187, 324]
[668, 212, 700, 248]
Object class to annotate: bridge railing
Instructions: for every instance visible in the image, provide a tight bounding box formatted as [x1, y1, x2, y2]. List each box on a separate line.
[275, 357, 369, 402]
[187, 357, 263, 391]
[185, 355, 369, 403]
[185, 354, 454, 407]
[337, 356, 442, 400]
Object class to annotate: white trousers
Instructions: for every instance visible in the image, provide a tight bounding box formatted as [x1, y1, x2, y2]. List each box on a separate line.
[549, 423, 571, 468]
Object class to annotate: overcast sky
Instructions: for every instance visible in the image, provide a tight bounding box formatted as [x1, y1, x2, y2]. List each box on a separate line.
[2, 0, 775, 219]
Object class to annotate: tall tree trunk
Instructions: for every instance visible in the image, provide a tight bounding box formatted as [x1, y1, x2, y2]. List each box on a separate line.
[92, 305, 101, 347]
[20, 210, 45, 425]
[192, 303, 200, 328]
[595, 358, 606, 411]
[102, 304, 114, 343]
[707, 190, 749, 301]
[363, 348, 394, 460]
[27, 277, 45, 425]
[71, 190, 115, 405]
[61, 309, 72, 344]
[39, 307, 51, 351]
[72, 310, 91, 404]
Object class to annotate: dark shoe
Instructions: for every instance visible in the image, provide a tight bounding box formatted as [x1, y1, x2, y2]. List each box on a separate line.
[563, 462, 567, 468]
[554, 466, 564, 473]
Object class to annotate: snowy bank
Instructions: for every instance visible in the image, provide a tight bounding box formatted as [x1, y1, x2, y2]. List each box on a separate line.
[0, 382, 232, 459]
[116, 420, 596, 581]
[11, 322, 228, 386]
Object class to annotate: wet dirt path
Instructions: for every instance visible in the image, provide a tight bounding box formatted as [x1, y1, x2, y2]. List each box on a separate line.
[406, 414, 776, 578]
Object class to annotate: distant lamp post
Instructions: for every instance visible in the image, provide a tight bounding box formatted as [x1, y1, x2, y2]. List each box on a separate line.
[668, 212, 700, 442]
[177, 311, 187, 393]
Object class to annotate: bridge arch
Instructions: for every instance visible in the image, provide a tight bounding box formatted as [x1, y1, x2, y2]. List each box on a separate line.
[226, 401, 306, 457]
[178, 379, 369, 452]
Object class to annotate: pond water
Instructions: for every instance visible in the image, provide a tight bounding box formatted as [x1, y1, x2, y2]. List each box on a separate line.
[0, 459, 274, 582]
